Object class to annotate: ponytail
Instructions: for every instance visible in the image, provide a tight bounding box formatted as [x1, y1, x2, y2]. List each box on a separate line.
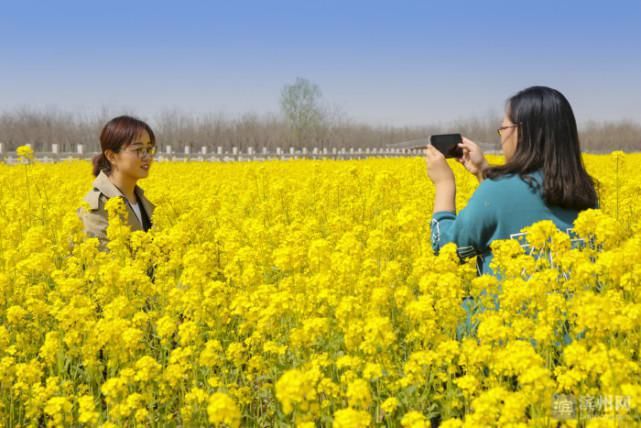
[92, 153, 111, 177]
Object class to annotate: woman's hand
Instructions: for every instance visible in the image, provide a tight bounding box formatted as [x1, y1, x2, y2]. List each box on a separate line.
[457, 136, 488, 181]
[425, 144, 455, 186]
[425, 145, 456, 213]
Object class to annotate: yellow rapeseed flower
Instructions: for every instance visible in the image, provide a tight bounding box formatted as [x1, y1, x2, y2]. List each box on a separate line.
[207, 392, 241, 428]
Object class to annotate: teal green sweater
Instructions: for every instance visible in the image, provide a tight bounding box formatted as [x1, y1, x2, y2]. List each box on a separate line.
[430, 171, 581, 275]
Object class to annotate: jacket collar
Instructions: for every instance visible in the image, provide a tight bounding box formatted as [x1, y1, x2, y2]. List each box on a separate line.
[92, 171, 125, 199]
[92, 170, 155, 214]
[136, 186, 155, 219]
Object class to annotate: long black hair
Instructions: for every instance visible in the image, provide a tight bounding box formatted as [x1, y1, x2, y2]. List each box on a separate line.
[485, 86, 598, 210]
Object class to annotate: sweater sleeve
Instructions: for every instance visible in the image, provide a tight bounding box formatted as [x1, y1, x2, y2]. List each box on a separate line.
[430, 180, 498, 259]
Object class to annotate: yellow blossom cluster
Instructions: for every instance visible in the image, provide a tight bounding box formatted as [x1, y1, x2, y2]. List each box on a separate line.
[0, 151, 640, 426]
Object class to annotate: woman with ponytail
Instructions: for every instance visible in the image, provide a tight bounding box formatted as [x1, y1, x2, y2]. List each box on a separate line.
[79, 115, 157, 246]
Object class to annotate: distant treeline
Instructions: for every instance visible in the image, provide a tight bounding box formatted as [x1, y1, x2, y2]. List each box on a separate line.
[0, 109, 639, 153]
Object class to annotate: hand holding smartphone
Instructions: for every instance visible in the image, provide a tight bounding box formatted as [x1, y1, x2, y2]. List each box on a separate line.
[430, 133, 463, 159]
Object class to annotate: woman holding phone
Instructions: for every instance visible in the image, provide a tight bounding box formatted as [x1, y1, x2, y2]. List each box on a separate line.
[426, 86, 598, 275]
[79, 115, 156, 246]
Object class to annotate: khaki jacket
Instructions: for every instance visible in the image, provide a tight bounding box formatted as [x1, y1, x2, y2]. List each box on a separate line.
[79, 171, 155, 246]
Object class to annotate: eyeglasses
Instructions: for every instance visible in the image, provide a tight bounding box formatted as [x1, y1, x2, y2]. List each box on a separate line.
[125, 146, 157, 158]
[497, 124, 520, 137]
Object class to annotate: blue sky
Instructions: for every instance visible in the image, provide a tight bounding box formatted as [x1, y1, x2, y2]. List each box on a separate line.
[1, 0, 640, 126]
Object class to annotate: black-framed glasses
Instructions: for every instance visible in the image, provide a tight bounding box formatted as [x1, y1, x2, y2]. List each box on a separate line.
[497, 124, 519, 137]
[126, 146, 157, 158]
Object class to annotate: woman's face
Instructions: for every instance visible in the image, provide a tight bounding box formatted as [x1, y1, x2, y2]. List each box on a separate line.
[107, 130, 154, 181]
[499, 113, 519, 162]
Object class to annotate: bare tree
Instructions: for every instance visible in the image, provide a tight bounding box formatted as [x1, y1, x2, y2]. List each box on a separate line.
[0, 106, 639, 154]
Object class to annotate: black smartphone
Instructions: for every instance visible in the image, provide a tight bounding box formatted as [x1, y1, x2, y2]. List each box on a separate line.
[430, 134, 463, 158]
